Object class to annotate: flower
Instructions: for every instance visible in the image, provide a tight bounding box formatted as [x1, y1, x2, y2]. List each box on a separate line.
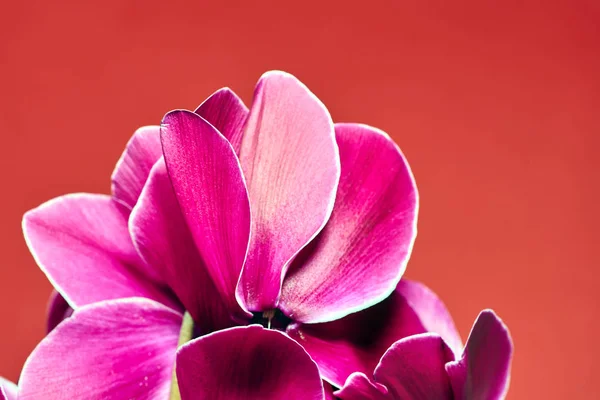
[21, 70, 420, 396]
[335, 310, 513, 400]
[0, 377, 17, 400]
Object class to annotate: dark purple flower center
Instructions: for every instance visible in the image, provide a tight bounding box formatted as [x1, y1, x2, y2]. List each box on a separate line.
[250, 309, 292, 331]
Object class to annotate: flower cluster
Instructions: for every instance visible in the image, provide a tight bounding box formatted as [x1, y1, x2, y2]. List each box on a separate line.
[2, 71, 512, 400]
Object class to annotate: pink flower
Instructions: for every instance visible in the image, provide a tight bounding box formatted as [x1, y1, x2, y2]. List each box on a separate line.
[18, 71, 511, 398]
[335, 310, 513, 400]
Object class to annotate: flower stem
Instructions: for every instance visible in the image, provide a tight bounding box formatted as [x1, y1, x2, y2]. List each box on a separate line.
[169, 312, 194, 400]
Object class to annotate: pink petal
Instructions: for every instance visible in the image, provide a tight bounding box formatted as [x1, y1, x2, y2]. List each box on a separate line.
[371, 334, 454, 400]
[0, 378, 17, 400]
[280, 123, 418, 323]
[176, 325, 324, 400]
[111, 126, 163, 210]
[195, 87, 248, 154]
[23, 194, 181, 310]
[287, 280, 458, 388]
[335, 373, 389, 400]
[396, 280, 462, 356]
[18, 298, 182, 400]
[238, 71, 340, 311]
[161, 110, 251, 313]
[324, 382, 338, 400]
[130, 157, 248, 332]
[445, 310, 513, 400]
[46, 290, 73, 333]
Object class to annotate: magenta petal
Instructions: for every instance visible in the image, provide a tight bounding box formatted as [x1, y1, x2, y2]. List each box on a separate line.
[46, 290, 73, 333]
[23, 194, 180, 310]
[130, 158, 247, 332]
[176, 325, 324, 400]
[335, 373, 389, 400]
[446, 310, 513, 400]
[396, 280, 462, 356]
[281, 123, 418, 323]
[161, 110, 251, 313]
[195, 87, 249, 154]
[18, 298, 182, 400]
[287, 281, 456, 388]
[324, 382, 338, 400]
[111, 126, 163, 210]
[0, 378, 17, 400]
[371, 334, 454, 400]
[238, 71, 340, 311]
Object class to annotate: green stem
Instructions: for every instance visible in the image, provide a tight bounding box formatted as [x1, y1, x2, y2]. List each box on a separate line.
[169, 312, 194, 400]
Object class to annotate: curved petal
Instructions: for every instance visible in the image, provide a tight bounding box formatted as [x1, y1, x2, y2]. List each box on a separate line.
[396, 280, 462, 356]
[238, 71, 340, 311]
[372, 334, 454, 400]
[335, 373, 389, 400]
[287, 280, 458, 388]
[445, 310, 513, 400]
[176, 325, 324, 400]
[161, 110, 251, 313]
[46, 290, 73, 333]
[18, 298, 182, 400]
[111, 126, 163, 210]
[0, 378, 17, 400]
[280, 123, 418, 323]
[22, 194, 180, 311]
[130, 158, 246, 332]
[195, 87, 248, 154]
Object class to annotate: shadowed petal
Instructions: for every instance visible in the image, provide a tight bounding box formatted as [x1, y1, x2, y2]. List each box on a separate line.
[161, 110, 251, 313]
[371, 334, 454, 400]
[23, 194, 180, 311]
[238, 71, 340, 311]
[446, 310, 513, 400]
[287, 281, 457, 388]
[0, 378, 17, 400]
[195, 88, 248, 154]
[176, 325, 324, 400]
[324, 382, 338, 400]
[335, 373, 389, 400]
[18, 298, 182, 400]
[111, 126, 163, 210]
[46, 290, 73, 333]
[280, 123, 418, 323]
[395, 280, 462, 356]
[130, 158, 246, 332]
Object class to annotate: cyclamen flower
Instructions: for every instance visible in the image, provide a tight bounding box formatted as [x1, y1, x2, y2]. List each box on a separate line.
[18, 71, 512, 399]
[336, 310, 513, 400]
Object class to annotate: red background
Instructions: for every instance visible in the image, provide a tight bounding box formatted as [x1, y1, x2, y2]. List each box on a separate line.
[1, 1, 598, 398]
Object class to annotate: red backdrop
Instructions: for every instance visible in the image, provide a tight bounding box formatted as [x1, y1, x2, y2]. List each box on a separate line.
[1, 1, 598, 398]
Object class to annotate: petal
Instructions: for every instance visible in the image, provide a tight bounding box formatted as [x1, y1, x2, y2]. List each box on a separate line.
[396, 280, 462, 356]
[195, 87, 249, 154]
[0, 378, 17, 400]
[46, 290, 73, 333]
[18, 298, 182, 400]
[23, 194, 180, 311]
[280, 123, 418, 323]
[445, 310, 513, 400]
[287, 281, 457, 388]
[176, 325, 324, 400]
[335, 373, 389, 400]
[161, 110, 251, 313]
[238, 71, 340, 311]
[324, 382, 338, 400]
[130, 157, 247, 332]
[372, 334, 454, 400]
[111, 126, 163, 210]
